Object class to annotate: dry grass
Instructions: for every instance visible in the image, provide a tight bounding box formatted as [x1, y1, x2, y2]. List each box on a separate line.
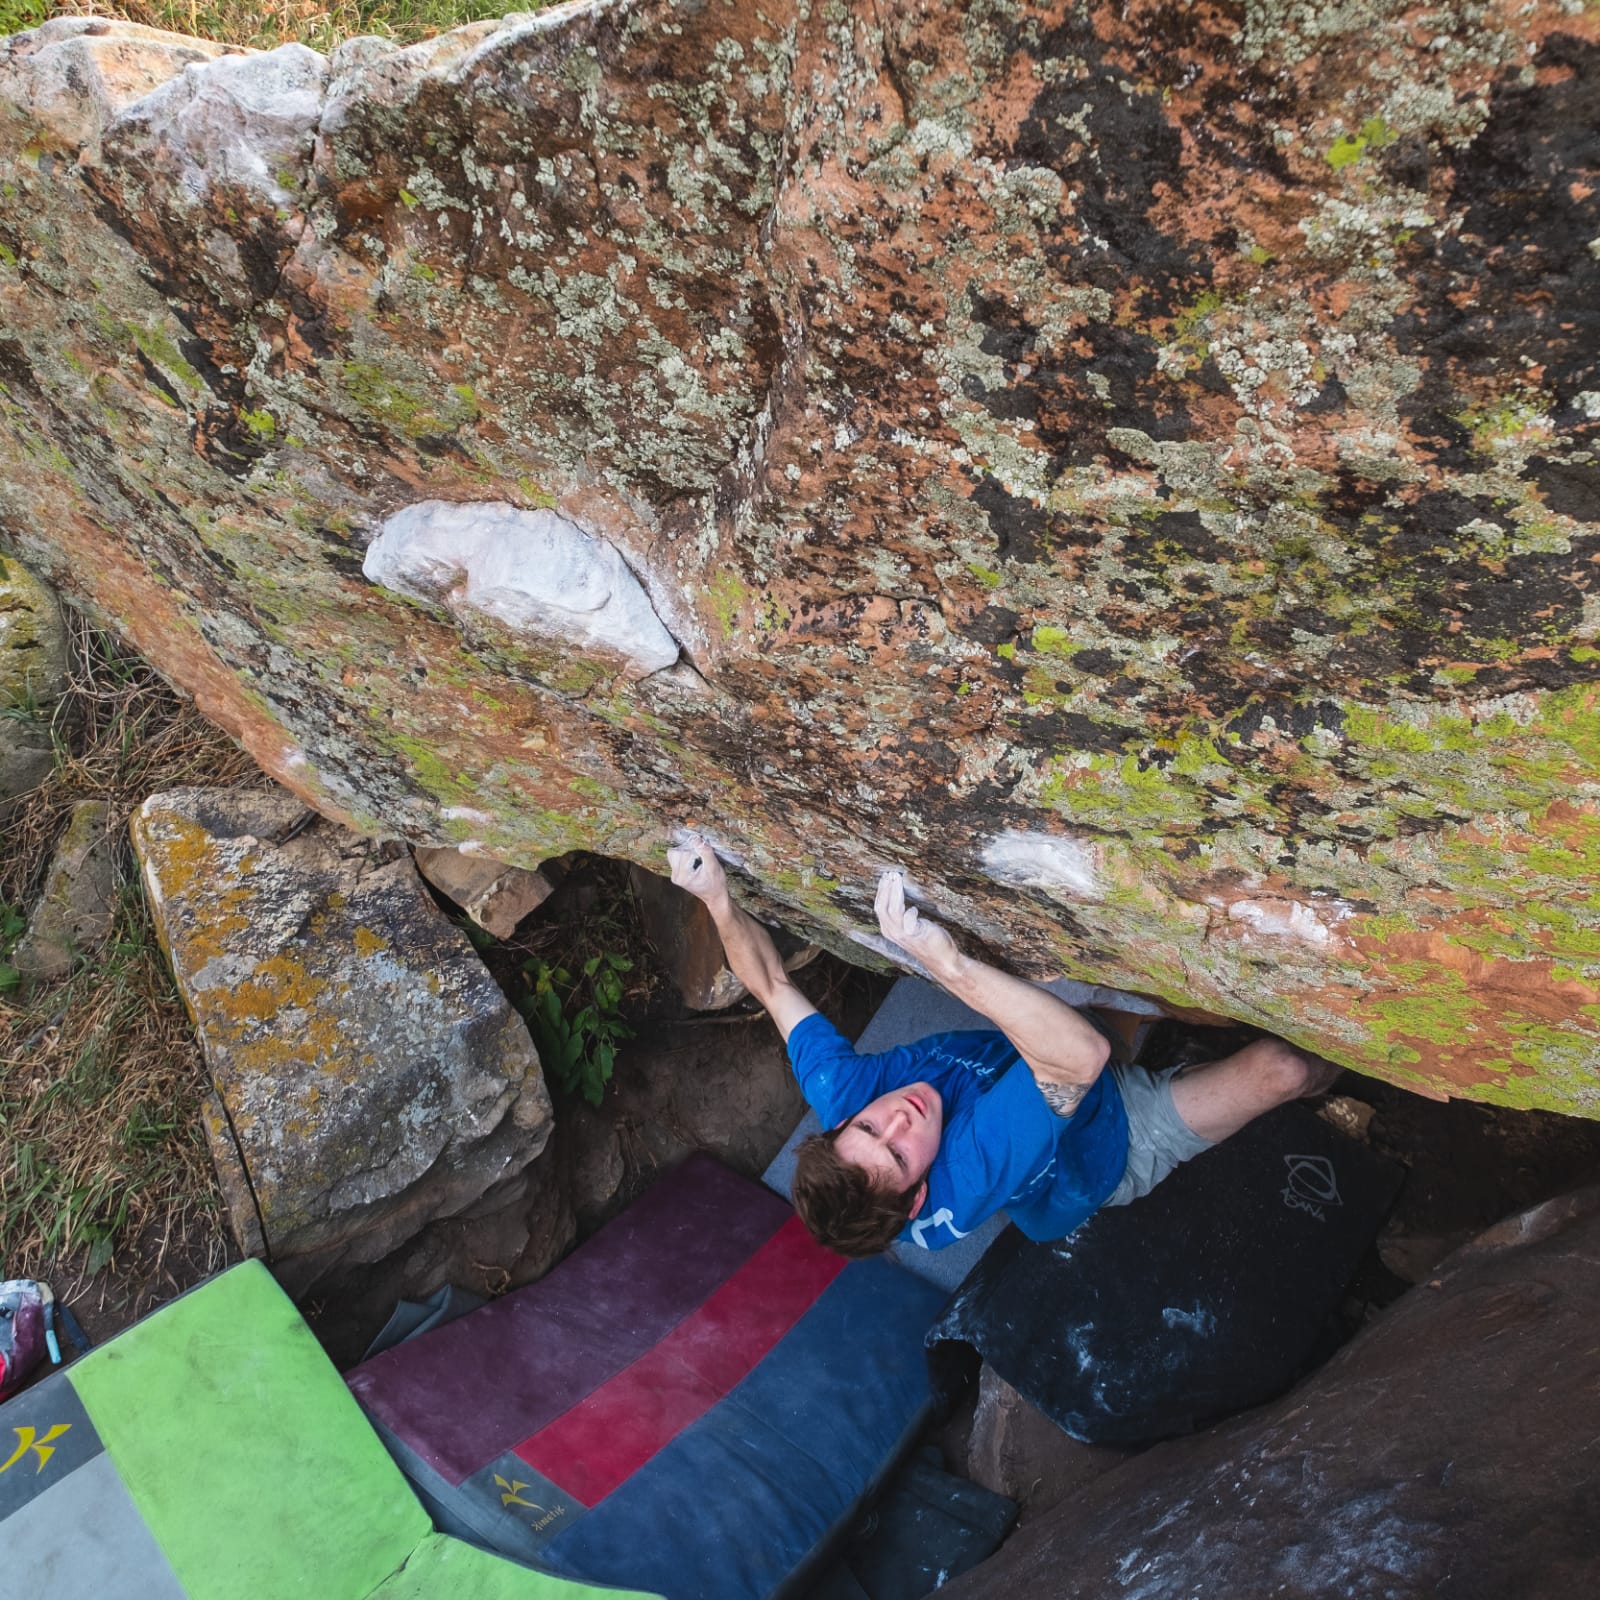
[0, 613, 262, 1323]
[7, 0, 540, 53]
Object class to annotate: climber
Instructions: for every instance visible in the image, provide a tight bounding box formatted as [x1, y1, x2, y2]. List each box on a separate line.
[666, 833, 1340, 1258]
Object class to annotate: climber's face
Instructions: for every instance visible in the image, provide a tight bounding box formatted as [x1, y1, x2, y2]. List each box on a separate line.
[832, 1081, 943, 1211]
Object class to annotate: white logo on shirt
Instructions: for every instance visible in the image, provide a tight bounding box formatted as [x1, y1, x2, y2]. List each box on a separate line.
[910, 1207, 970, 1249]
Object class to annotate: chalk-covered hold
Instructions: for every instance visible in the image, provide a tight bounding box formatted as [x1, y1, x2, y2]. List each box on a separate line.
[1224, 896, 1351, 949]
[981, 830, 1102, 901]
[364, 500, 680, 679]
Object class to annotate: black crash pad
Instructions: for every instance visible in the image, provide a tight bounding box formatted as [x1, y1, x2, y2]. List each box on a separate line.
[803, 1451, 1017, 1600]
[926, 1100, 1403, 1445]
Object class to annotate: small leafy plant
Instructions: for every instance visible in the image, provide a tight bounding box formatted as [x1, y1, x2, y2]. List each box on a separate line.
[518, 951, 634, 1107]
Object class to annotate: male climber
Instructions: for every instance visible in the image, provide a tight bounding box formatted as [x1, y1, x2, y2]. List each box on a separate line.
[666, 833, 1339, 1258]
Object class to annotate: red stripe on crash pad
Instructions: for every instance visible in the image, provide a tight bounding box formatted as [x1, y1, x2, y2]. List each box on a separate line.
[513, 1214, 847, 1505]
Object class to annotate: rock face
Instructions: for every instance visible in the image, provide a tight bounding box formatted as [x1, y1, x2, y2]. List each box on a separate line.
[940, 1188, 1600, 1600]
[131, 787, 553, 1285]
[2, 7, 1599, 1110]
[0, 553, 68, 817]
[413, 843, 557, 937]
[13, 797, 117, 980]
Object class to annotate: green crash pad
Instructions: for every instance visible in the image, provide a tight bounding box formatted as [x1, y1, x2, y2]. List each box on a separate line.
[0, 1261, 656, 1600]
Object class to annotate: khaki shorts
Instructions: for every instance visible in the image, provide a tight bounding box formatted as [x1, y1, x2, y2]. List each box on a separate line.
[1101, 1061, 1215, 1208]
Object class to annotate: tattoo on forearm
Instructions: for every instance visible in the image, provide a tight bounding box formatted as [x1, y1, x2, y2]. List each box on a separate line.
[1037, 1078, 1089, 1118]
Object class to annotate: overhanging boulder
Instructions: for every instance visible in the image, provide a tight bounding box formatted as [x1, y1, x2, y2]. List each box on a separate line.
[2, 7, 1598, 1109]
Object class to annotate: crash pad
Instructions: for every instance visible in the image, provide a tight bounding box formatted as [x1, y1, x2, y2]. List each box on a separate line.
[0, 1261, 655, 1600]
[348, 1152, 949, 1600]
[927, 1100, 1403, 1444]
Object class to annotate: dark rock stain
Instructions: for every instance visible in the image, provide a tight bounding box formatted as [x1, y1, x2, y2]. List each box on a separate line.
[1393, 33, 1600, 464]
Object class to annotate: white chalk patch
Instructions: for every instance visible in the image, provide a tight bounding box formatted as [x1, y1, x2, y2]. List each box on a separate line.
[849, 928, 936, 981]
[1224, 897, 1350, 948]
[980, 829, 1102, 900]
[669, 826, 747, 871]
[364, 500, 680, 678]
[1161, 1304, 1216, 1336]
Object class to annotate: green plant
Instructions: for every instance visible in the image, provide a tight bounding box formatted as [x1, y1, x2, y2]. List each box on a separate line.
[518, 951, 634, 1106]
[0, 0, 50, 36]
[19, 0, 549, 56]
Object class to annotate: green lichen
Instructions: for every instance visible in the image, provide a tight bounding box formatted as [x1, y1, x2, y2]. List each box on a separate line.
[967, 562, 1003, 589]
[239, 408, 276, 438]
[1454, 395, 1544, 447]
[1325, 115, 1396, 169]
[340, 361, 478, 438]
[125, 321, 205, 393]
[517, 476, 559, 510]
[1031, 624, 1079, 658]
[1357, 964, 1488, 1064]
[709, 569, 751, 638]
[1036, 749, 1209, 833]
[568, 774, 617, 804]
[1171, 291, 1223, 341]
[386, 735, 477, 806]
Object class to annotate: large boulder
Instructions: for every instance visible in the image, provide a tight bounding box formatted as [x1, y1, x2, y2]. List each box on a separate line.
[2, 8, 1599, 1110]
[939, 1186, 1600, 1600]
[131, 787, 553, 1289]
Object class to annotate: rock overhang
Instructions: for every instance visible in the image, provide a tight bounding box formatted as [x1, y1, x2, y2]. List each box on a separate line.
[0, 4, 1597, 1111]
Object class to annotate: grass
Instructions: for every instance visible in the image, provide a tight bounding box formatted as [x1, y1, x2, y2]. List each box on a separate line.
[3, 0, 542, 52]
[0, 611, 262, 1324]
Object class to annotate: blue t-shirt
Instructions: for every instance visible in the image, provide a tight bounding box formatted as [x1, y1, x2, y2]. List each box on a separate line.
[787, 1014, 1129, 1251]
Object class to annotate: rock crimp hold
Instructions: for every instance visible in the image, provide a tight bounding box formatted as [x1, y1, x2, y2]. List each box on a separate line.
[3, 7, 1600, 1111]
[131, 787, 552, 1285]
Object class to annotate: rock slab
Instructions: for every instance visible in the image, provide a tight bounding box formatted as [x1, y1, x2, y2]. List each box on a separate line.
[13, 797, 116, 981]
[414, 844, 557, 938]
[131, 787, 553, 1283]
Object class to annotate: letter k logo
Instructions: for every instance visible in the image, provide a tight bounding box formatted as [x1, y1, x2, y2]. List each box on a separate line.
[1, 1424, 72, 1475]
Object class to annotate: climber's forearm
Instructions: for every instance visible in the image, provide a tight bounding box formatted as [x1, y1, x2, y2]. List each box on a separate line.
[704, 891, 817, 1038]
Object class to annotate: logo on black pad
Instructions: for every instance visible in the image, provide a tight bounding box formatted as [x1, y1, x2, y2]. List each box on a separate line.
[1281, 1153, 1342, 1220]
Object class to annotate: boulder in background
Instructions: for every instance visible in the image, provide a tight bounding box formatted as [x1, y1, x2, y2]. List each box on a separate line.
[12, 797, 117, 982]
[131, 786, 553, 1293]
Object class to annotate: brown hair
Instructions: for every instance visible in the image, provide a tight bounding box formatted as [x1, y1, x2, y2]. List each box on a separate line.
[790, 1128, 921, 1258]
